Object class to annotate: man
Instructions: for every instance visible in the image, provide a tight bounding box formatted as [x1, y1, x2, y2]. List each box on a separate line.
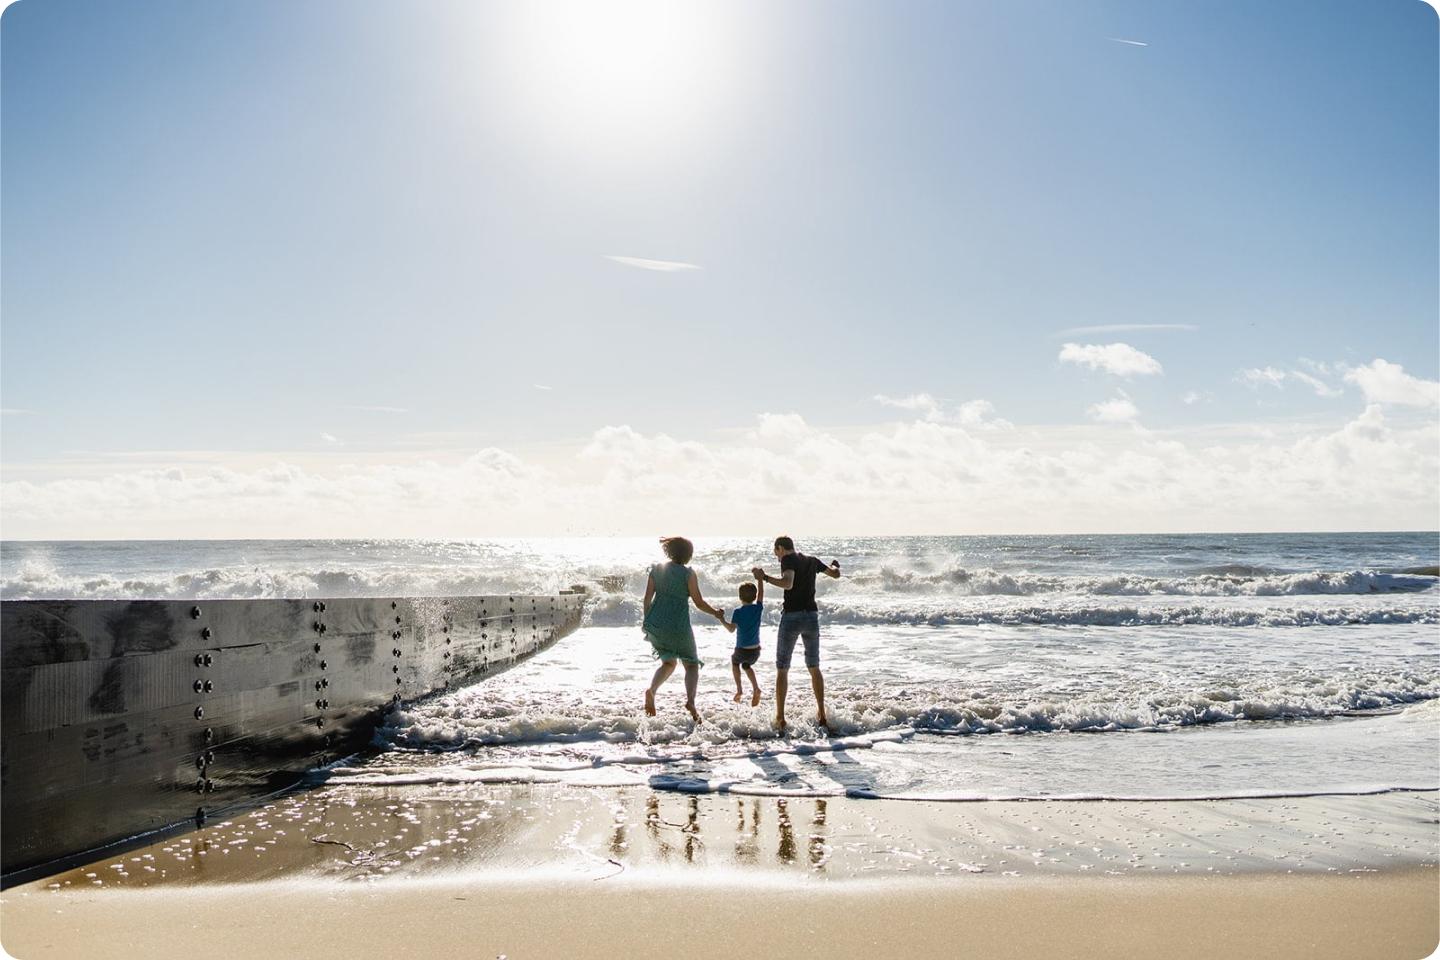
[752, 536, 841, 731]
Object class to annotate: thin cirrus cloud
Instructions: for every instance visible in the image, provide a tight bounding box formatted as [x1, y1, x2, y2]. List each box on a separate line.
[341, 405, 409, 414]
[1055, 324, 1197, 336]
[1059, 342, 1163, 377]
[604, 255, 702, 272]
[1238, 365, 1342, 398]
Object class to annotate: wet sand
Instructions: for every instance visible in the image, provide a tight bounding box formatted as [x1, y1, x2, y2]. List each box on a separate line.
[3, 785, 1437, 959]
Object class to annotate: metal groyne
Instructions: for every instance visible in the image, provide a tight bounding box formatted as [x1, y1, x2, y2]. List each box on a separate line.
[0, 593, 585, 882]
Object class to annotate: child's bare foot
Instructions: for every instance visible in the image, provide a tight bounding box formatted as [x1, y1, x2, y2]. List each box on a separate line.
[687, 703, 701, 724]
[644, 689, 656, 717]
[750, 689, 762, 707]
[732, 691, 743, 703]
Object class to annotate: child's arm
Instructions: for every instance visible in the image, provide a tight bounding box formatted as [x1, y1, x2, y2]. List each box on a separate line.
[719, 615, 736, 633]
[755, 576, 764, 603]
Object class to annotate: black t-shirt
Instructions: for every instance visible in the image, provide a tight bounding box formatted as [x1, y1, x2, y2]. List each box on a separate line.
[780, 552, 828, 613]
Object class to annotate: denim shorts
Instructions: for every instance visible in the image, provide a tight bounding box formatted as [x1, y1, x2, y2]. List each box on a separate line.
[775, 610, 820, 669]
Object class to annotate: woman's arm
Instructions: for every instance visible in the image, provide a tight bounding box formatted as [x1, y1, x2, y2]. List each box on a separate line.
[687, 570, 723, 618]
[642, 572, 656, 618]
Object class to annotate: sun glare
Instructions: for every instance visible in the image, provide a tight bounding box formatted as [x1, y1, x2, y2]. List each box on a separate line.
[489, 0, 751, 158]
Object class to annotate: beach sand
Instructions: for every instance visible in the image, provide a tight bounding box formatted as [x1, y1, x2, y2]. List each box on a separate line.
[3, 785, 1437, 959]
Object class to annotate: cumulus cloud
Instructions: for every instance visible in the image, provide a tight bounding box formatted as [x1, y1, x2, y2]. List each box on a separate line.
[1059, 343, 1163, 377]
[1088, 395, 1140, 423]
[1343, 359, 1440, 408]
[4, 403, 1435, 537]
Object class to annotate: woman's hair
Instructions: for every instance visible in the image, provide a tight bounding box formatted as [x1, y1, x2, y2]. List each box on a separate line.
[660, 536, 694, 565]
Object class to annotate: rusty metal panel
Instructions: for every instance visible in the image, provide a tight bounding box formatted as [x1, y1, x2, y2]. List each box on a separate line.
[0, 593, 585, 881]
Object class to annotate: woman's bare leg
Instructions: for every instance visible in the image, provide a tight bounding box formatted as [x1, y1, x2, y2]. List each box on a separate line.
[646, 660, 677, 716]
[683, 663, 701, 723]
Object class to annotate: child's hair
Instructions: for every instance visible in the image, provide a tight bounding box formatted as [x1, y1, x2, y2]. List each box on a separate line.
[738, 582, 757, 603]
[774, 535, 795, 551]
[660, 536, 694, 564]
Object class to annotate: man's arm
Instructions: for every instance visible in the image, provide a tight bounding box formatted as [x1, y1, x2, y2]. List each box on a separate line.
[822, 559, 841, 579]
[752, 566, 795, 590]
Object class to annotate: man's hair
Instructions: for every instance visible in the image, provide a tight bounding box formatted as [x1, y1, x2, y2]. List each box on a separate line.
[660, 536, 694, 565]
[774, 536, 795, 552]
[739, 582, 758, 603]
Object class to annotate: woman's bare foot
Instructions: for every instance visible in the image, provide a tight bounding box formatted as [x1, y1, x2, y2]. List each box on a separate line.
[750, 688, 762, 707]
[644, 689, 656, 717]
[687, 703, 701, 724]
[732, 691, 743, 703]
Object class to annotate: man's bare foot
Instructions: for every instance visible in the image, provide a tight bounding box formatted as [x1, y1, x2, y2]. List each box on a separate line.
[773, 714, 787, 731]
[644, 689, 656, 717]
[687, 703, 701, 724]
[750, 689, 762, 707]
[816, 712, 830, 731]
[732, 691, 743, 703]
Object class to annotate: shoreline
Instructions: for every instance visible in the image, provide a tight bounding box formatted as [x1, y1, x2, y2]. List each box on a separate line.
[3, 785, 1437, 958]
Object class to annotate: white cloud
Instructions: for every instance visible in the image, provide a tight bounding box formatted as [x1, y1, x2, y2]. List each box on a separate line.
[1056, 324, 1196, 336]
[1239, 365, 1340, 397]
[1108, 37, 1149, 46]
[320, 433, 341, 444]
[1059, 343, 1163, 377]
[1239, 367, 1287, 388]
[873, 394, 1011, 430]
[1088, 395, 1140, 423]
[533, 384, 553, 391]
[4, 404, 1435, 537]
[1181, 391, 1210, 405]
[604, 255, 702, 272]
[1287, 370, 1342, 398]
[1343, 359, 1440, 408]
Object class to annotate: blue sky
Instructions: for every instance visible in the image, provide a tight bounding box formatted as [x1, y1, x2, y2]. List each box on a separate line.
[1, 0, 1436, 537]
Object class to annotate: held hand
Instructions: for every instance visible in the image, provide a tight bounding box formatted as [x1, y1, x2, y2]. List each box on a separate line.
[751, 566, 765, 580]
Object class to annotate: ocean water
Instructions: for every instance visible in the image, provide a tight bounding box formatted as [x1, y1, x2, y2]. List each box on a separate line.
[4, 534, 1438, 801]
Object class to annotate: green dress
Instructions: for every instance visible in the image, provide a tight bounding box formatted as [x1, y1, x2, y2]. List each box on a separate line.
[643, 562, 702, 666]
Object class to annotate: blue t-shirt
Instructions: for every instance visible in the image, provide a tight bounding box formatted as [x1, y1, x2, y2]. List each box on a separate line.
[730, 602, 763, 648]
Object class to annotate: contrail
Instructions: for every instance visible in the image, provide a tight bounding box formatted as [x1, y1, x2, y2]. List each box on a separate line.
[1108, 37, 1149, 46]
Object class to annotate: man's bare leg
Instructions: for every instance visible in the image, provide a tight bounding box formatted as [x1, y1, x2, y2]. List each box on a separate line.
[645, 660, 677, 716]
[683, 663, 701, 723]
[774, 668, 789, 729]
[808, 666, 827, 729]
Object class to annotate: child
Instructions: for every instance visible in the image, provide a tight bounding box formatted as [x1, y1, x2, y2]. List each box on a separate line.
[717, 576, 764, 706]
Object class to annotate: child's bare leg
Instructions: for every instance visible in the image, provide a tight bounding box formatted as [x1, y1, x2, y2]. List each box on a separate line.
[645, 660, 677, 716]
[731, 662, 743, 702]
[744, 665, 761, 706]
[683, 663, 701, 723]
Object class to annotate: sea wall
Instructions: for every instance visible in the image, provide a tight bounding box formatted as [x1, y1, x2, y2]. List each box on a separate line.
[0, 594, 585, 881]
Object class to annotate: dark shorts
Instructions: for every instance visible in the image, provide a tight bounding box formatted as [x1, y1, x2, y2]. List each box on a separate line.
[731, 646, 761, 667]
[775, 610, 820, 669]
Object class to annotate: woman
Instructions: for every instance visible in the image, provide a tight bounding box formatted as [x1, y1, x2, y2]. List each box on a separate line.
[642, 536, 724, 722]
